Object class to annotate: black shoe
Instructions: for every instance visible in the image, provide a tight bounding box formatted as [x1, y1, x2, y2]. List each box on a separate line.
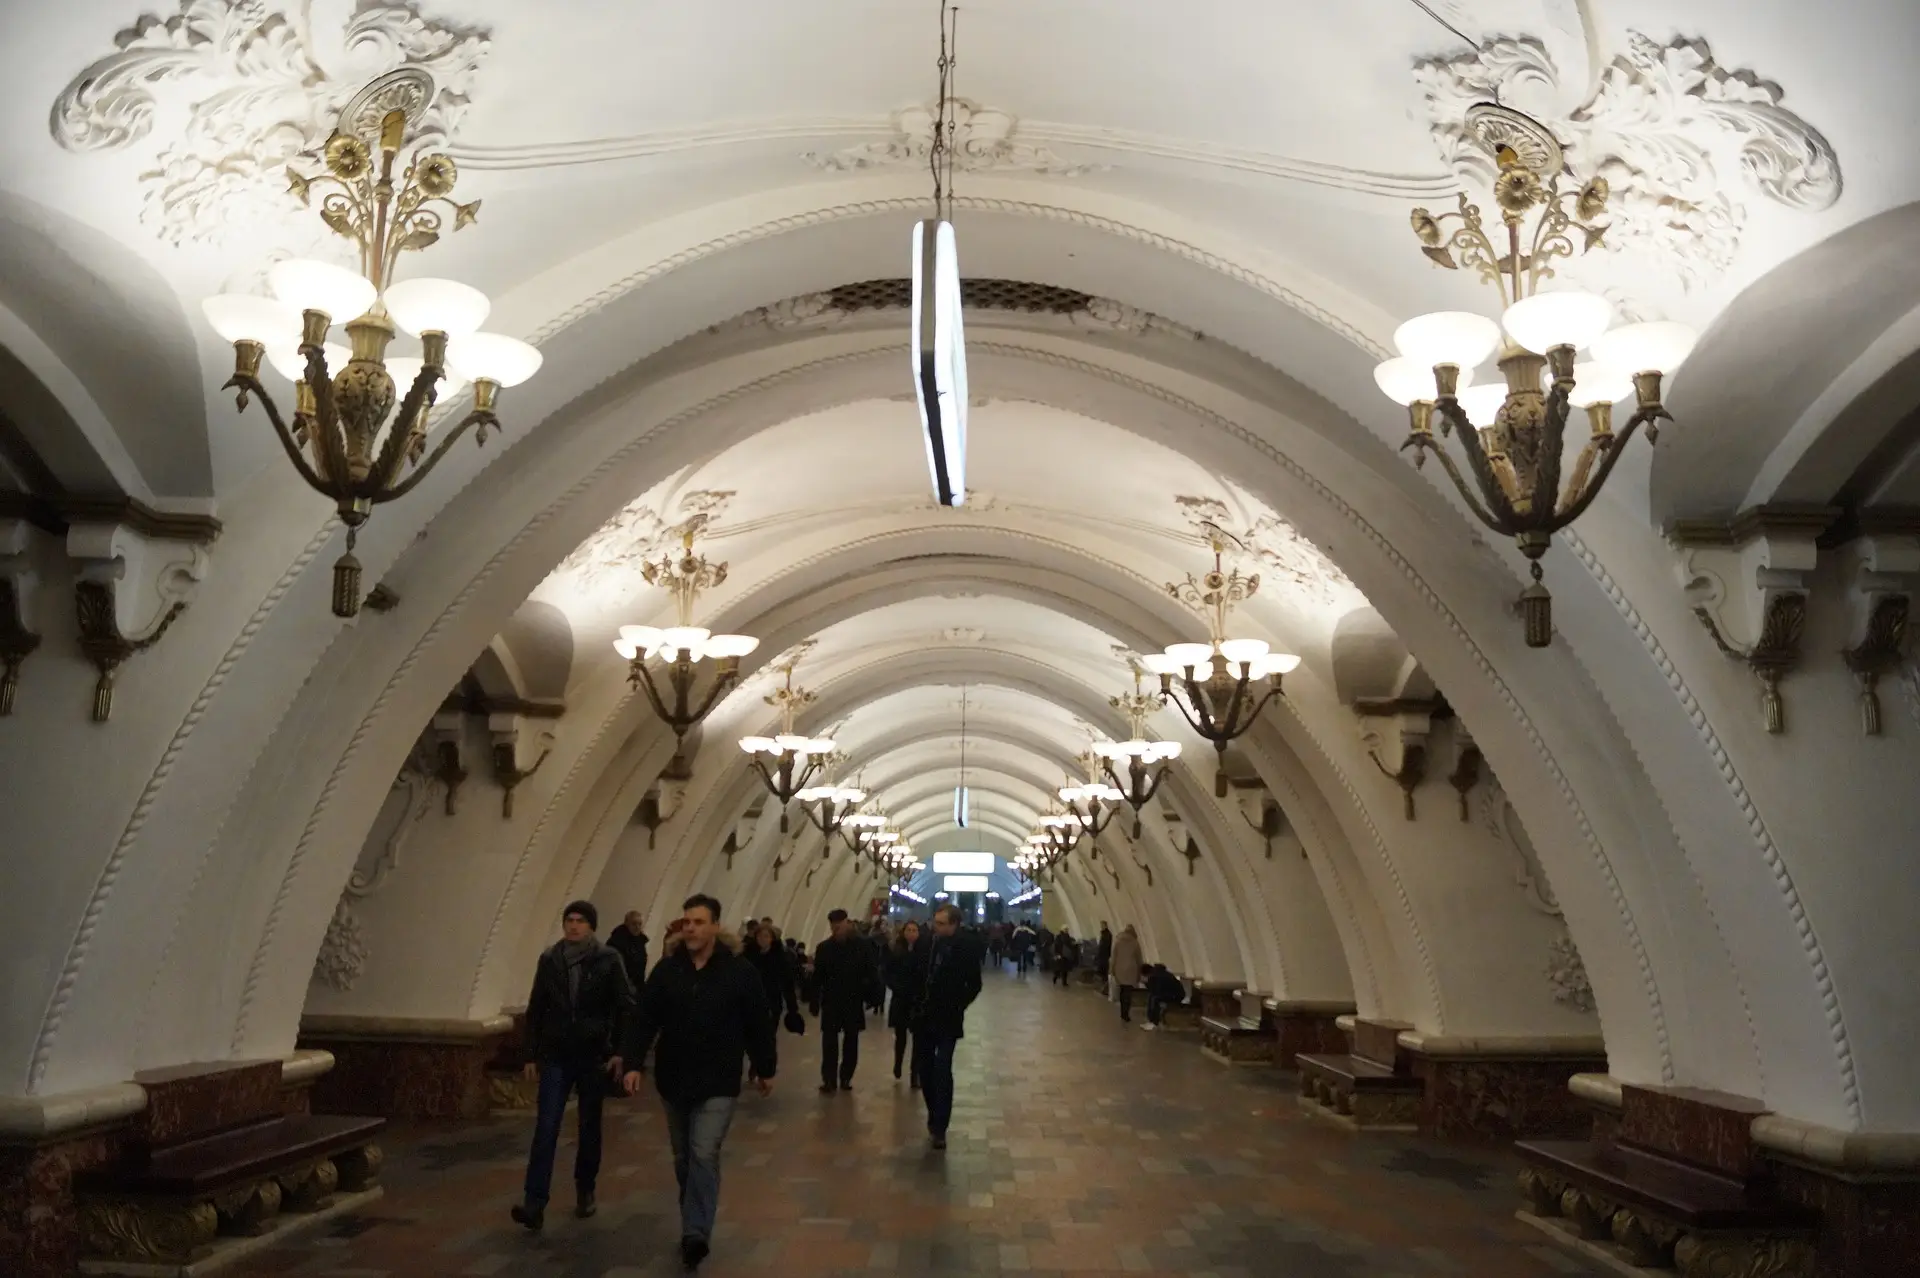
[819, 1081, 837, 1093]
[839, 1079, 853, 1091]
[574, 1191, 596, 1219]
[680, 1235, 710, 1269]
[510, 1203, 545, 1232]
[930, 1133, 947, 1150]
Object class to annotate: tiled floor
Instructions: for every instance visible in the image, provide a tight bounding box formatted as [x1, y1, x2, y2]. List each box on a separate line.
[239, 968, 1602, 1276]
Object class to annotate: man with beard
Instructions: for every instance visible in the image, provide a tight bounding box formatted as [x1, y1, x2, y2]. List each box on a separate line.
[621, 895, 775, 1271]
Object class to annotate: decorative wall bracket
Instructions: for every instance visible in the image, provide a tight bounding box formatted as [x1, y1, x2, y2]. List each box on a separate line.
[1235, 785, 1287, 859]
[1673, 506, 1833, 734]
[429, 711, 468, 814]
[0, 519, 40, 717]
[772, 849, 792, 882]
[632, 788, 666, 849]
[721, 828, 740, 872]
[489, 716, 553, 819]
[1357, 697, 1438, 820]
[67, 519, 208, 722]
[655, 750, 695, 823]
[1178, 834, 1202, 877]
[1132, 855, 1154, 889]
[1841, 529, 1919, 735]
[1447, 725, 1483, 822]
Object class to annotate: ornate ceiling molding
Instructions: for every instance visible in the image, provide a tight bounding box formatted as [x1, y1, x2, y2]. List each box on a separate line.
[803, 99, 1100, 177]
[1547, 925, 1595, 1013]
[555, 488, 735, 585]
[51, 0, 489, 247]
[1172, 494, 1358, 607]
[1414, 31, 1841, 313]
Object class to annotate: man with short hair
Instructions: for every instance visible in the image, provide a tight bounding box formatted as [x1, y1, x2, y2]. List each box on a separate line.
[911, 903, 983, 1150]
[607, 909, 650, 990]
[810, 909, 880, 1092]
[622, 894, 775, 1271]
[512, 900, 634, 1232]
[1095, 922, 1114, 995]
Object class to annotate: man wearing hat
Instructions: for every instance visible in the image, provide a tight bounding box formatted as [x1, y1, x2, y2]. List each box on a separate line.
[511, 900, 635, 1232]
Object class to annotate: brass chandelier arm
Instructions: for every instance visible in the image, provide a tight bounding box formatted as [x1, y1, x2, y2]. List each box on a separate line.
[626, 659, 675, 729]
[1405, 432, 1510, 533]
[303, 346, 354, 490]
[378, 405, 501, 503]
[226, 373, 330, 495]
[1552, 408, 1665, 527]
[1431, 399, 1522, 527]
[1529, 381, 1574, 522]
[366, 363, 449, 493]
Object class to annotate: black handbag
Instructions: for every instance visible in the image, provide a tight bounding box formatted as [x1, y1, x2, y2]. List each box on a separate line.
[783, 1009, 806, 1035]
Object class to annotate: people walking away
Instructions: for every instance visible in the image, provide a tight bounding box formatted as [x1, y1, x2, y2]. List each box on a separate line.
[885, 919, 923, 1087]
[1095, 922, 1113, 994]
[1051, 929, 1078, 986]
[910, 903, 982, 1149]
[1011, 921, 1036, 975]
[866, 921, 891, 1016]
[811, 909, 880, 1092]
[512, 900, 634, 1232]
[1111, 924, 1143, 1022]
[620, 894, 775, 1271]
[607, 909, 650, 990]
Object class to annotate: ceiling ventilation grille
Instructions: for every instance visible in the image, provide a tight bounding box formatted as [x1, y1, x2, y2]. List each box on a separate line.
[828, 277, 1092, 314]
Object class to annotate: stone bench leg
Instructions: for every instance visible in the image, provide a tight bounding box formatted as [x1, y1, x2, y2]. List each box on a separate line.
[79, 1197, 218, 1264]
[212, 1178, 283, 1237]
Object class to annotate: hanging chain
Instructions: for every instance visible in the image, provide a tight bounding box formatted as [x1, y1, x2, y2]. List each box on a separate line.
[929, 0, 959, 221]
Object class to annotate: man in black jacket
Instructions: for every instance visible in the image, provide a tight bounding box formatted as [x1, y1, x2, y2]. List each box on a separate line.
[621, 894, 775, 1271]
[810, 909, 880, 1092]
[511, 900, 633, 1232]
[606, 908, 649, 989]
[911, 903, 983, 1150]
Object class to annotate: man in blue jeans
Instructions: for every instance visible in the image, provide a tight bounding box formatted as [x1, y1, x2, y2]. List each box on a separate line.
[511, 900, 634, 1231]
[623, 894, 776, 1271]
[910, 902, 983, 1150]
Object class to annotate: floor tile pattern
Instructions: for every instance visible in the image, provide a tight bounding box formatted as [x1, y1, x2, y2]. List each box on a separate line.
[235, 968, 1602, 1277]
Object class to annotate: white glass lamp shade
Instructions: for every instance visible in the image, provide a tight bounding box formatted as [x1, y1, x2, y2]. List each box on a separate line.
[1151, 740, 1183, 760]
[1059, 784, 1087, 803]
[1138, 652, 1183, 676]
[804, 738, 837, 756]
[835, 787, 867, 805]
[795, 785, 833, 803]
[268, 259, 376, 322]
[1502, 291, 1614, 354]
[1591, 321, 1698, 375]
[1373, 356, 1473, 406]
[772, 733, 810, 753]
[266, 342, 348, 382]
[1569, 363, 1634, 408]
[1090, 740, 1121, 759]
[1393, 311, 1502, 370]
[1163, 642, 1215, 673]
[739, 736, 776, 754]
[660, 625, 710, 658]
[613, 638, 639, 660]
[1457, 384, 1509, 426]
[447, 331, 542, 388]
[382, 278, 490, 337]
[384, 356, 468, 400]
[1218, 637, 1270, 665]
[1087, 782, 1123, 802]
[619, 624, 662, 650]
[703, 633, 759, 660]
[202, 294, 299, 345]
[1256, 652, 1303, 677]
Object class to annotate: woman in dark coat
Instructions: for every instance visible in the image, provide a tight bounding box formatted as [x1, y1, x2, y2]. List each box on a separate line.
[742, 922, 799, 1034]
[885, 920, 923, 1087]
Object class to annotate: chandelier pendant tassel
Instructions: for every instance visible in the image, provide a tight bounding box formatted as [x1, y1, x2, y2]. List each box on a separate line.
[1521, 563, 1552, 649]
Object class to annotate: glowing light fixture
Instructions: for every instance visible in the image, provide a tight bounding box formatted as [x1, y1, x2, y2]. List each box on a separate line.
[943, 875, 990, 894]
[909, 0, 967, 507]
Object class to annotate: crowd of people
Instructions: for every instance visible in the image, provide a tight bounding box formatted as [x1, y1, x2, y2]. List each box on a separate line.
[509, 896, 987, 1270]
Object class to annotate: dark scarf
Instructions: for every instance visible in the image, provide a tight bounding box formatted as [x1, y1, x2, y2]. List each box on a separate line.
[560, 936, 600, 1005]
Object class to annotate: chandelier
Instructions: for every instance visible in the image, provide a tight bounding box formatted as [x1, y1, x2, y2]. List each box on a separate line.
[799, 779, 869, 852]
[1090, 668, 1182, 836]
[738, 661, 836, 831]
[1141, 531, 1299, 795]
[912, 0, 968, 507]
[1058, 752, 1123, 840]
[615, 532, 757, 738]
[201, 74, 541, 617]
[1376, 103, 1698, 647]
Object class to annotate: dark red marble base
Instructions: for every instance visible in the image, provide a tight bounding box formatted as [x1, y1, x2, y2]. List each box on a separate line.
[131, 1060, 282, 1151]
[1195, 984, 1242, 1021]
[1772, 1160, 1920, 1278]
[1621, 1083, 1768, 1179]
[1272, 1009, 1351, 1069]
[0, 1127, 122, 1278]
[300, 1036, 500, 1121]
[1410, 1053, 1608, 1144]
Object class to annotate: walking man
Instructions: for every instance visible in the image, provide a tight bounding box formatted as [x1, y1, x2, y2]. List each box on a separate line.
[911, 903, 983, 1150]
[1111, 924, 1143, 1022]
[1095, 921, 1114, 995]
[811, 908, 880, 1092]
[512, 900, 634, 1232]
[607, 908, 650, 990]
[621, 894, 775, 1271]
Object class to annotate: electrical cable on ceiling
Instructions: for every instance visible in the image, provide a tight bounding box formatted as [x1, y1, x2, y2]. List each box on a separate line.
[1404, 0, 1478, 50]
[928, 0, 960, 220]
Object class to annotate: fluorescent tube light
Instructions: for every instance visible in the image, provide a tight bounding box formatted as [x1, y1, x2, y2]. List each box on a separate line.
[911, 218, 967, 507]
